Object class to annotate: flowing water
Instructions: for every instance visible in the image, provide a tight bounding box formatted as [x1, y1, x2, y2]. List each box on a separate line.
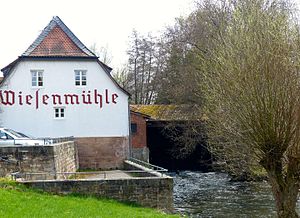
[172, 171, 300, 218]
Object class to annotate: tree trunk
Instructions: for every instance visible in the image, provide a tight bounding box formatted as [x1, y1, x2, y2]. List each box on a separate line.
[134, 57, 138, 104]
[272, 183, 299, 218]
[264, 157, 299, 218]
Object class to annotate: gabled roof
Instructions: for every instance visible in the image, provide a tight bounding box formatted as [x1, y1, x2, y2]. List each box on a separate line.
[22, 16, 96, 57]
[0, 16, 131, 96]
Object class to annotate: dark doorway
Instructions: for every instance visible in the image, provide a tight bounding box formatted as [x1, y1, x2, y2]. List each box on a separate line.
[147, 120, 212, 171]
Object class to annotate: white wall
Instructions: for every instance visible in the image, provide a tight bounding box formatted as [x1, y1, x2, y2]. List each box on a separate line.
[0, 60, 129, 138]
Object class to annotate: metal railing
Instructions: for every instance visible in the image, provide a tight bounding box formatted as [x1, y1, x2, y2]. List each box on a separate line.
[128, 157, 168, 172]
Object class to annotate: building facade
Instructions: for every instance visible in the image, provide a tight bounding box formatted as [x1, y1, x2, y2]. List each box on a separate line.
[0, 16, 130, 169]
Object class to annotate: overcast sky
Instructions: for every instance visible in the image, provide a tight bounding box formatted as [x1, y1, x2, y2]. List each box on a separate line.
[0, 0, 194, 71]
[3, 0, 300, 72]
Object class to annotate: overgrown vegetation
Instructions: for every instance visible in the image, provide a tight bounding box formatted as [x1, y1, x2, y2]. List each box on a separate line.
[0, 179, 178, 218]
[119, 0, 300, 217]
[200, 1, 300, 217]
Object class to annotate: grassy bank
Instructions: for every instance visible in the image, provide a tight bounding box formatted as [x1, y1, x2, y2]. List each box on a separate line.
[0, 179, 179, 218]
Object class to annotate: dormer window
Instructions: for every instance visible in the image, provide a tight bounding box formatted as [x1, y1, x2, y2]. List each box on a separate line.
[75, 70, 87, 86]
[31, 70, 43, 87]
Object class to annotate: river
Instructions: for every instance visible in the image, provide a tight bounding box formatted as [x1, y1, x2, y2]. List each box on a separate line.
[171, 171, 300, 217]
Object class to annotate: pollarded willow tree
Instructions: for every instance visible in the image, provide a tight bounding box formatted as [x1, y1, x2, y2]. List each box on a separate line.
[201, 0, 300, 217]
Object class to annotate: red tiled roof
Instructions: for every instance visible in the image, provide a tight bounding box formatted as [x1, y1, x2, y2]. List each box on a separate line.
[22, 16, 96, 57]
[29, 26, 88, 57]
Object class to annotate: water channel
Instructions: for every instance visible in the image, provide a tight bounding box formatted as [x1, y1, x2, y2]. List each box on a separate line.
[171, 171, 300, 217]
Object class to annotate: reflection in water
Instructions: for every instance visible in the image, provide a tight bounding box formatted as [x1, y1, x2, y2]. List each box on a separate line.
[172, 171, 300, 217]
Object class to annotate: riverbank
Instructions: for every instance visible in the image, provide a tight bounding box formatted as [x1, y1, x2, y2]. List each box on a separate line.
[0, 179, 178, 218]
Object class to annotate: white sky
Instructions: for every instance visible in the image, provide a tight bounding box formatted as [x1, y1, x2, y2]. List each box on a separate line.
[0, 0, 194, 71]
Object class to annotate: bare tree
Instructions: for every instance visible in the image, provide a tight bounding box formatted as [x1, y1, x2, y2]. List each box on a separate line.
[127, 30, 140, 104]
[127, 30, 163, 104]
[112, 66, 130, 90]
[89, 43, 112, 65]
[202, 0, 300, 217]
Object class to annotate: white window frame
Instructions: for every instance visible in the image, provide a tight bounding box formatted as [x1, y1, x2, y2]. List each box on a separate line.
[31, 70, 44, 87]
[54, 107, 65, 119]
[75, 70, 87, 86]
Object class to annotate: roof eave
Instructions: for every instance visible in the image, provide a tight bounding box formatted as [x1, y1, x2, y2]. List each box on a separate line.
[19, 55, 99, 60]
[130, 110, 151, 118]
[1, 58, 20, 74]
[96, 59, 131, 97]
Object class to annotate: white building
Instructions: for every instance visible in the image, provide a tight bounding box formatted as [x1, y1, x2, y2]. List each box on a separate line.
[0, 16, 130, 169]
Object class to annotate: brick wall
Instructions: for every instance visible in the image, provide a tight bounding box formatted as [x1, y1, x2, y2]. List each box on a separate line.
[22, 177, 174, 212]
[76, 137, 129, 170]
[131, 112, 147, 148]
[0, 141, 77, 179]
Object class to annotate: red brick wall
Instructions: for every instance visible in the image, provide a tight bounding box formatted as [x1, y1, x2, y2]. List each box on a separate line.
[131, 112, 147, 148]
[75, 137, 129, 170]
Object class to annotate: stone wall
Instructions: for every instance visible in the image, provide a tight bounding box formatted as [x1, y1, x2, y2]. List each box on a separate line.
[53, 141, 78, 175]
[0, 141, 77, 180]
[22, 177, 174, 212]
[76, 137, 129, 170]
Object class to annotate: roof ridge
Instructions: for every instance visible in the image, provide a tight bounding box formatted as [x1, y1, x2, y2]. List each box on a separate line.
[22, 16, 96, 57]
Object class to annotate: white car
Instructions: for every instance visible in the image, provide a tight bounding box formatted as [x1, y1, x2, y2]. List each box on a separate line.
[0, 128, 51, 146]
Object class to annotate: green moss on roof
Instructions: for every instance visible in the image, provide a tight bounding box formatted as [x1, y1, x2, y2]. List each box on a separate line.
[130, 104, 204, 121]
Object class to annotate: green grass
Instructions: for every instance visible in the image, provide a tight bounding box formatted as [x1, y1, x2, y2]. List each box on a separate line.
[0, 179, 179, 218]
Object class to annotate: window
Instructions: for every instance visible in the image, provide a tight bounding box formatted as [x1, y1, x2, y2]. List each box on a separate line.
[75, 70, 87, 86]
[31, 70, 43, 87]
[54, 107, 65, 119]
[131, 123, 137, 134]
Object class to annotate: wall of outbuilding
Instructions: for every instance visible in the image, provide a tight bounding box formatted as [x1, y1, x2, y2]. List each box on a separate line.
[130, 112, 149, 162]
[131, 112, 147, 148]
